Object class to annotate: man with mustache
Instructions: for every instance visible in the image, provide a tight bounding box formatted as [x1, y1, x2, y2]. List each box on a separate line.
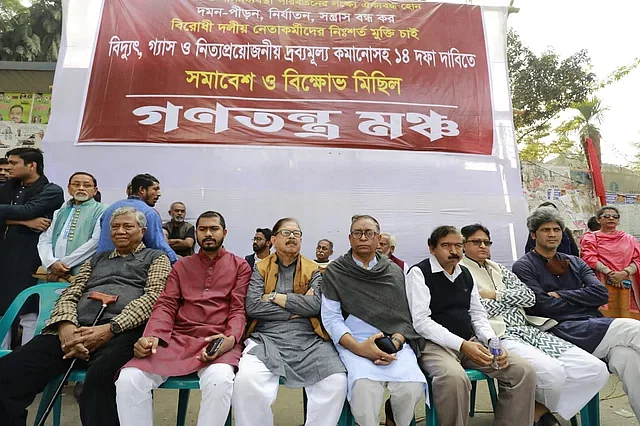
[116, 211, 251, 425]
[37, 172, 108, 282]
[513, 207, 640, 422]
[0, 148, 64, 349]
[245, 227, 272, 270]
[0, 158, 10, 188]
[406, 226, 536, 426]
[97, 173, 177, 264]
[233, 218, 347, 426]
[163, 202, 195, 257]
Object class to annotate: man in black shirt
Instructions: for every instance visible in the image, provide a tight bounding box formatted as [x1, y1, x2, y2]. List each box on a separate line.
[163, 201, 195, 257]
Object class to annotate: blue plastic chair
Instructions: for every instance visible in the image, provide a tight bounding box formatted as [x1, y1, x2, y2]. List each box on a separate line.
[423, 369, 599, 426]
[0, 282, 68, 359]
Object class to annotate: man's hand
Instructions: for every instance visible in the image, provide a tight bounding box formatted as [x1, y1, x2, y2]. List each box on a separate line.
[49, 261, 71, 276]
[133, 336, 159, 358]
[57, 321, 89, 361]
[460, 341, 493, 367]
[197, 334, 235, 363]
[391, 333, 405, 351]
[24, 217, 51, 231]
[547, 291, 561, 299]
[494, 348, 509, 369]
[479, 288, 497, 299]
[64, 324, 113, 355]
[355, 332, 398, 365]
[305, 288, 315, 296]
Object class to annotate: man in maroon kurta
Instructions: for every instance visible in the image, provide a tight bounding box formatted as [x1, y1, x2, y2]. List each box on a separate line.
[115, 211, 251, 426]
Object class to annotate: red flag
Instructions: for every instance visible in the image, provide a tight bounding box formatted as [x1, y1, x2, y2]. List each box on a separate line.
[586, 137, 606, 207]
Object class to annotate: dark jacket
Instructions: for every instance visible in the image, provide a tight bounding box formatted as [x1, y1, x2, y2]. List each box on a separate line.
[244, 253, 255, 270]
[0, 175, 64, 314]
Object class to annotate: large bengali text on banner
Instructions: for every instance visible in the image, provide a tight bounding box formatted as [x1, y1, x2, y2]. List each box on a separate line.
[79, 0, 493, 153]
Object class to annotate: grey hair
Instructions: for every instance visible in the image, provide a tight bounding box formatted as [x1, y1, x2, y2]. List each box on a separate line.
[380, 232, 396, 247]
[527, 207, 565, 233]
[110, 206, 146, 228]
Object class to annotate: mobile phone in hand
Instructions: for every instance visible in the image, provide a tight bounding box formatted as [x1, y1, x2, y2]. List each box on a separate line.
[205, 337, 224, 356]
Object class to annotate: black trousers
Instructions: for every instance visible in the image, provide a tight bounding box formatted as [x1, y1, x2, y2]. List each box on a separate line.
[0, 328, 143, 426]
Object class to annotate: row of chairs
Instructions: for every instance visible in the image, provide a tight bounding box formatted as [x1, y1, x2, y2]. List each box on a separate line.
[0, 283, 601, 426]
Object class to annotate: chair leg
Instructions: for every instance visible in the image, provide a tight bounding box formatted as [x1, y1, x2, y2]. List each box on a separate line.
[426, 380, 438, 426]
[469, 381, 477, 417]
[34, 380, 60, 426]
[570, 416, 579, 426]
[176, 389, 190, 426]
[486, 379, 499, 412]
[338, 401, 354, 426]
[53, 393, 62, 426]
[582, 393, 600, 426]
[303, 388, 308, 423]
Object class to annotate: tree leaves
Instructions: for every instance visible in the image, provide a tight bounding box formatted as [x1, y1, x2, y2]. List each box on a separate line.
[0, 0, 61, 61]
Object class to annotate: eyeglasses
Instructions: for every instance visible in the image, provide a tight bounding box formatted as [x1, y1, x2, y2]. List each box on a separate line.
[600, 214, 620, 219]
[440, 242, 463, 250]
[277, 229, 302, 238]
[252, 237, 265, 242]
[350, 230, 378, 239]
[466, 239, 493, 247]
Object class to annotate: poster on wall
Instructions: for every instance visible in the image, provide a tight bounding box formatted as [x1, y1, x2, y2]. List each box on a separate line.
[78, 0, 494, 154]
[0, 92, 50, 151]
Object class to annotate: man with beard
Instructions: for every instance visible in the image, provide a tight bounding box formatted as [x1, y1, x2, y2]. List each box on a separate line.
[37, 172, 108, 281]
[0, 158, 10, 188]
[245, 227, 272, 270]
[322, 215, 426, 426]
[97, 173, 177, 263]
[0, 148, 64, 348]
[513, 207, 640, 422]
[406, 226, 536, 426]
[163, 202, 195, 257]
[116, 211, 251, 425]
[233, 218, 347, 426]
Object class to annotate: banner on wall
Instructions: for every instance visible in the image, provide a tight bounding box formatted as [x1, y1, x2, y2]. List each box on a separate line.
[78, 0, 494, 153]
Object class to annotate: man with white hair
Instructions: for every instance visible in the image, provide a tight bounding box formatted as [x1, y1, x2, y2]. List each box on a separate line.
[378, 233, 408, 274]
[0, 206, 170, 426]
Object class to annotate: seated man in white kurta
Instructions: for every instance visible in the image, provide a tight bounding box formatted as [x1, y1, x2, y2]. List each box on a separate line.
[322, 215, 426, 426]
[460, 224, 608, 426]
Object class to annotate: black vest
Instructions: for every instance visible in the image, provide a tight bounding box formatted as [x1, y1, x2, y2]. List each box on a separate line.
[412, 259, 474, 340]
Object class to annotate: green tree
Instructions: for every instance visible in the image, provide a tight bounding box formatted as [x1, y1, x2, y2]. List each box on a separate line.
[573, 96, 608, 164]
[507, 29, 597, 144]
[0, 0, 62, 61]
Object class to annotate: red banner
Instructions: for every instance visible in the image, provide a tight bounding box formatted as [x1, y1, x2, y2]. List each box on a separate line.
[79, 0, 493, 153]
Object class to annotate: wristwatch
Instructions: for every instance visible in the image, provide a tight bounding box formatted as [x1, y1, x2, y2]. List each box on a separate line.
[110, 321, 122, 335]
[391, 336, 404, 349]
[268, 291, 277, 302]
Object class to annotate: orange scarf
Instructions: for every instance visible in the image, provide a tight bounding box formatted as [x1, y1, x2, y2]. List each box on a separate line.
[245, 253, 329, 340]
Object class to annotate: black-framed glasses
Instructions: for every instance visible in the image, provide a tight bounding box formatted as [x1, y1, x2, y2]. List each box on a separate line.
[600, 213, 620, 219]
[350, 230, 378, 239]
[252, 237, 265, 242]
[466, 239, 493, 247]
[277, 229, 302, 238]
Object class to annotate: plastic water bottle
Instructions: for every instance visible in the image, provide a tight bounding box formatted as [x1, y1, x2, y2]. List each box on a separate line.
[489, 339, 502, 369]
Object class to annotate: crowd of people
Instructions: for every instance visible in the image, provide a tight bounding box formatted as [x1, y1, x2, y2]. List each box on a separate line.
[1, 147, 640, 426]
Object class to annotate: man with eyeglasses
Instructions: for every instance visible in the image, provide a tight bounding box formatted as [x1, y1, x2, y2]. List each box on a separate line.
[37, 172, 108, 282]
[514, 207, 640, 422]
[233, 217, 347, 426]
[322, 215, 426, 426]
[406, 225, 536, 426]
[460, 224, 608, 426]
[244, 227, 272, 270]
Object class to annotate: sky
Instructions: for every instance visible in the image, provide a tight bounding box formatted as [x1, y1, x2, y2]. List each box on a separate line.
[508, 0, 640, 166]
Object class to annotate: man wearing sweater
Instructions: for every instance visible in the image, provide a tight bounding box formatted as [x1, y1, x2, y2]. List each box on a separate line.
[406, 226, 536, 426]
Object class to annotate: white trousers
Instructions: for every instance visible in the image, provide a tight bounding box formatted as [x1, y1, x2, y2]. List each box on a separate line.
[501, 340, 609, 419]
[0, 313, 37, 350]
[593, 318, 640, 421]
[350, 379, 424, 426]
[232, 352, 347, 426]
[115, 364, 235, 426]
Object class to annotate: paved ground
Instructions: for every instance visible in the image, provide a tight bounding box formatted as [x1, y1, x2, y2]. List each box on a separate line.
[27, 375, 637, 426]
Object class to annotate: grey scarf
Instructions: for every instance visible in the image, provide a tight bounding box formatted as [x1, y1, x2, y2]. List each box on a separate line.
[323, 250, 425, 354]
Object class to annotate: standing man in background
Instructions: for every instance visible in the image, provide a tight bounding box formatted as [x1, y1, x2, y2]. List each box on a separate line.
[245, 227, 272, 270]
[163, 201, 195, 257]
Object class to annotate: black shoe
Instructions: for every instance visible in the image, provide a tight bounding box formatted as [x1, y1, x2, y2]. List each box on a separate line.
[73, 382, 84, 401]
[384, 398, 396, 426]
[535, 412, 561, 426]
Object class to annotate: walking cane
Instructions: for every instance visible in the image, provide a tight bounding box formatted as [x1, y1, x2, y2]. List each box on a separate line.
[36, 291, 119, 426]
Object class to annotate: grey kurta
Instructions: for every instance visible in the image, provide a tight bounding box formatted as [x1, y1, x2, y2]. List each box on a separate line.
[245, 261, 345, 388]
